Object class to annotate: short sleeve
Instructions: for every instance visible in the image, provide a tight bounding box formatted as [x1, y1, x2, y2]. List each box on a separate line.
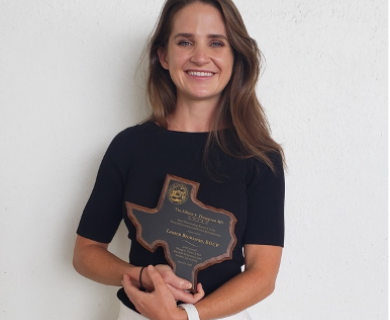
[76, 135, 128, 243]
[243, 153, 285, 247]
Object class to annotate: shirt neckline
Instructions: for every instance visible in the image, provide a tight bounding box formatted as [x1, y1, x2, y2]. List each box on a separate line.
[146, 121, 211, 136]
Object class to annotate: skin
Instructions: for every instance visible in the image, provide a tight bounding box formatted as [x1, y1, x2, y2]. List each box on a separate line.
[73, 235, 205, 303]
[124, 246, 282, 320]
[157, 2, 234, 132]
[122, 3, 283, 320]
[74, 2, 283, 320]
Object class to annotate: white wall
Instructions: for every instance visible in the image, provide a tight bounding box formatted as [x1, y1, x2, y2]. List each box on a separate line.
[0, 0, 387, 319]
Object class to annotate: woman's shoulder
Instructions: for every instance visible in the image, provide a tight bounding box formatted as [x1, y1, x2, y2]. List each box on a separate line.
[244, 151, 284, 183]
[100, 121, 158, 162]
[220, 129, 284, 175]
[110, 120, 158, 145]
[115, 120, 156, 137]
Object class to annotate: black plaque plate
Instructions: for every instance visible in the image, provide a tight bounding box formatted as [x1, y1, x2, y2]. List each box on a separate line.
[126, 175, 237, 293]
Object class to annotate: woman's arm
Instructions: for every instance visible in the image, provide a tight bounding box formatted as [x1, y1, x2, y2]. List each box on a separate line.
[196, 244, 282, 320]
[73, 235, 204, 302]
[123, 244, 282, 320]
[73, 235, 137, 286]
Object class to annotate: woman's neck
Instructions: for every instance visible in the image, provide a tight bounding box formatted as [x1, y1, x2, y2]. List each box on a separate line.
[167, 99, 218, 132]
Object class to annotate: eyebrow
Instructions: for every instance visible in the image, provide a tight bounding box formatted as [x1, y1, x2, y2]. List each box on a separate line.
[173, 33, 228, 41]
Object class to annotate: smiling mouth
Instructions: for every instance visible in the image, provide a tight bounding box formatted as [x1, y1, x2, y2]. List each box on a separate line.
[187, 71, 214, 77]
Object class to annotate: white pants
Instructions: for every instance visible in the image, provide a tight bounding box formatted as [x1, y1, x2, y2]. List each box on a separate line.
[118, 301, 253, 320]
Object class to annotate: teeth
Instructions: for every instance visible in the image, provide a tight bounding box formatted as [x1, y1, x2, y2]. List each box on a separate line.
[188, 71, 213, 77]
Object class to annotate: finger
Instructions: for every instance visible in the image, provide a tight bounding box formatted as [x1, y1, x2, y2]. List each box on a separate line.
[192, 283, 205, 303]
[122, 274, 146, 300]
[166, 283, 195, 302]
[154, 264, 192, 290]
[147, 265, 167, 289]
[122, 273, 132, 288]
[167, 283, 205, 304]
[164, 271, 192, 290]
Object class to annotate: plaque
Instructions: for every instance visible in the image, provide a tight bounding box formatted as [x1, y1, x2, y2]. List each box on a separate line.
[126, 175, 237, 293]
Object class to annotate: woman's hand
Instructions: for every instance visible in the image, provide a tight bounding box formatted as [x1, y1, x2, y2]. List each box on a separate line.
[141, 264, 205, 304]
[123, 265, 202, 320]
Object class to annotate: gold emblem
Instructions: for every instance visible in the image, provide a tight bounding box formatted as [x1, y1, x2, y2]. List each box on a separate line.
[168, 183, 189, 205]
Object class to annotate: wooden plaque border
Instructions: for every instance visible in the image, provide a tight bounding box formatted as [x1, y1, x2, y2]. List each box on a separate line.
[126, 174, 237, 293]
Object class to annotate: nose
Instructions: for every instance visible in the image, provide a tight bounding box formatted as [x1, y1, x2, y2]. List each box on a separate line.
[190, 45, 210, 66]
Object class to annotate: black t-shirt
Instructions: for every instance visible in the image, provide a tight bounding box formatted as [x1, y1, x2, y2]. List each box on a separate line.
[77, 121, 285, 311]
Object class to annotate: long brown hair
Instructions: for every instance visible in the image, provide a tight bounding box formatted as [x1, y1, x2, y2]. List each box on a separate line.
[147, 0, 285, 172]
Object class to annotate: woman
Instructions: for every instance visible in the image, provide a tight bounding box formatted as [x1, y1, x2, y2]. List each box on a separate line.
[73, 0, 285, 319]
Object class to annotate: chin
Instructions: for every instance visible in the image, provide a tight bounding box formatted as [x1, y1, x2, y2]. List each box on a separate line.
[190, 91, 219, 100]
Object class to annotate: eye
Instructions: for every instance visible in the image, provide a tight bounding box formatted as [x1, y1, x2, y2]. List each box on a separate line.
[210, 41, 224, 48]
[178, 40, 192, 47]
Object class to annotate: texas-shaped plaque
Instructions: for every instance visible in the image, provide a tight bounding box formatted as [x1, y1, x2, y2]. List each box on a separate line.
[126, 175, 237, 293]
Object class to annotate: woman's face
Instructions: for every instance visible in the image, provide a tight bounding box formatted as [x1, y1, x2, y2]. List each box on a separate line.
[158, 2, 234, 107]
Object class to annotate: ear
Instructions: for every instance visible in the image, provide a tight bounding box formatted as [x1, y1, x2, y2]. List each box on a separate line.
[157, 47, 169, 70]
